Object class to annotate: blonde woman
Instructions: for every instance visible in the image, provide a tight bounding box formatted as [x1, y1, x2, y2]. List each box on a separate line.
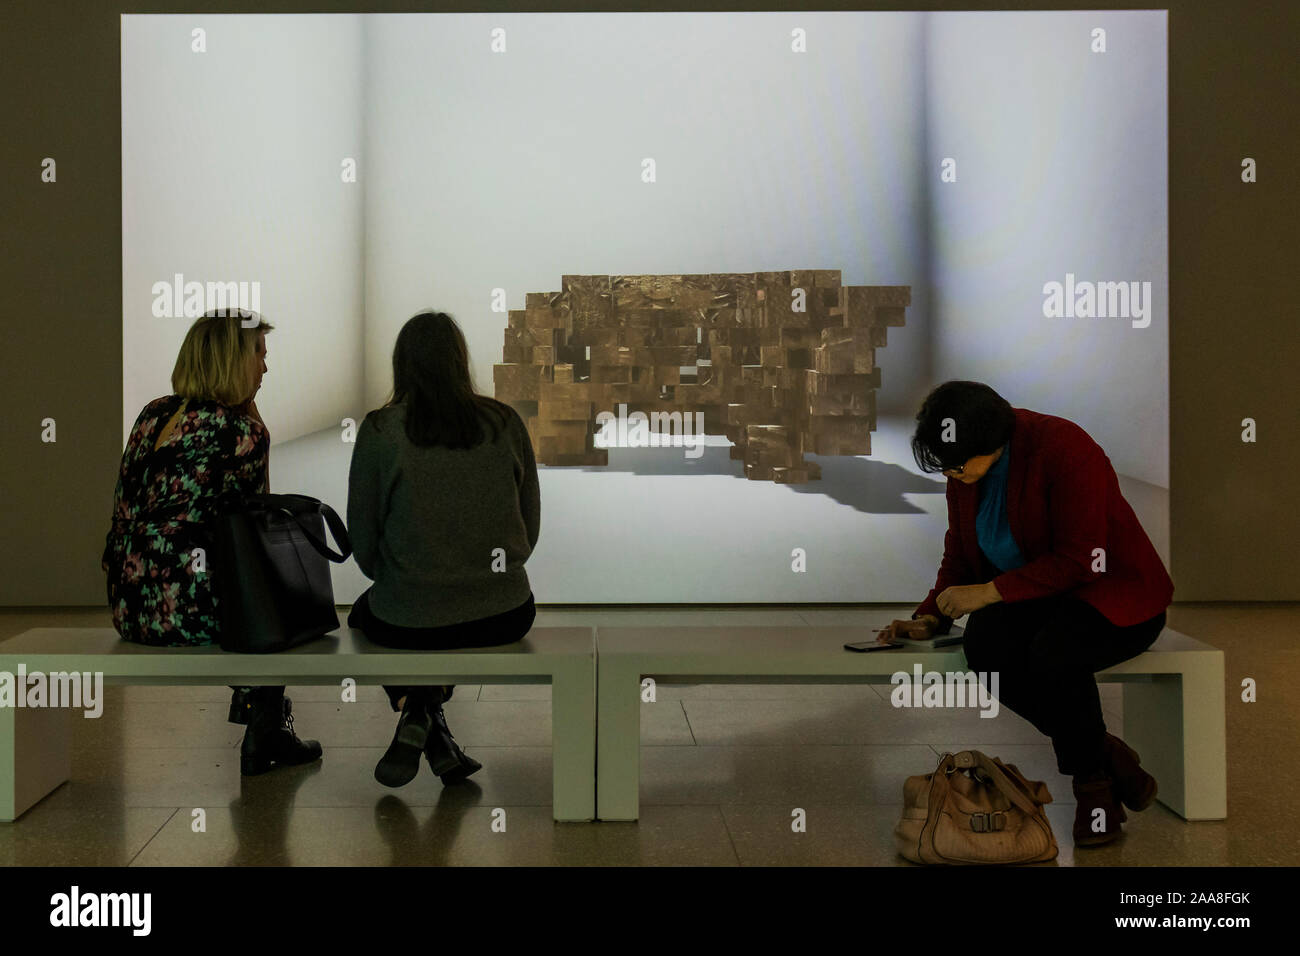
[101, 309, 321, 775]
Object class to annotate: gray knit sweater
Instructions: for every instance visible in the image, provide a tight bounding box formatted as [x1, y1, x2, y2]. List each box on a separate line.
[346, 401, 540, 627]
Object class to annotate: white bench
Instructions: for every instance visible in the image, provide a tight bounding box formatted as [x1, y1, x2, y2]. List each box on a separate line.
[595, 624, 1226, 822]
[0, 626, 597, 823]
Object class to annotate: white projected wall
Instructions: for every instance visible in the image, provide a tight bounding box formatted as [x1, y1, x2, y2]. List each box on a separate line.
[122, 15, 365, 445]
[925, 12, 1168, 486]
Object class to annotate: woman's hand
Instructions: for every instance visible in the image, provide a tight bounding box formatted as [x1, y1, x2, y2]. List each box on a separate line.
[936, 582, 1001, 619]
[877, 616, 937, 644]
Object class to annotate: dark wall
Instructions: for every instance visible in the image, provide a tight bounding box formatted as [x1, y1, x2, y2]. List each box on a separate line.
[1, 1, 1295, 604]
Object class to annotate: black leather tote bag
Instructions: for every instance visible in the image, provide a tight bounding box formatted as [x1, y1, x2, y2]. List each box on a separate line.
[211, 493, 353, 653]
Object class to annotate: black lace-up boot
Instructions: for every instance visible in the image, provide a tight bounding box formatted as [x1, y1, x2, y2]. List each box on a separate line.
[240, 689, 323, 776]
[425, 692, 481, 783]
[375, 694, 435, 788]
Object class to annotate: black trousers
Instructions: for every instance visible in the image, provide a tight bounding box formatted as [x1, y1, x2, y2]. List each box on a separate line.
[961, 593, 1166, 777]
[347, 587, 536, 712]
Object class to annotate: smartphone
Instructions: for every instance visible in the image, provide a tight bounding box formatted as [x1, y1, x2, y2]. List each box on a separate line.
[844, 640, 903, 652]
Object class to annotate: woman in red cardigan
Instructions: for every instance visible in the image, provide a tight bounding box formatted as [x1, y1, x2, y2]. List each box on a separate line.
[878, 381, 1173, 848]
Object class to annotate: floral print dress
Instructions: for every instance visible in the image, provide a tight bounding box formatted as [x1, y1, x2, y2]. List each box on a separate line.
[102, 394, 269, 646]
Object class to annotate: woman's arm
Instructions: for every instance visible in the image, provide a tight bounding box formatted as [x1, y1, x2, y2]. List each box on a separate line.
[236, 399, 269, 490]
[346, 414, 394, 580]
[515, 412, 540, 552]
[991, 428, 1111, 603]
[101, 468, 127, 573]
[223, 411, 270, 497]
[913, 485, 979, 632]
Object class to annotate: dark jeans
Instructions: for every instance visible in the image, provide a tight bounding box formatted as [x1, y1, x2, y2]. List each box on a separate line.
[227, 685, 285, 723]
[347, 587, 536, 712]
[961, 594, 1166, 777]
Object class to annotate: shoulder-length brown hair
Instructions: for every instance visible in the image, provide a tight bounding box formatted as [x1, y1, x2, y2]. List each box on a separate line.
[380, 310, 511, 449]
[171, 309, 274, 407]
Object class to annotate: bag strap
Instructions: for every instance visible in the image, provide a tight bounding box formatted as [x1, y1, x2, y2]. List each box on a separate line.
[280, 502, 353, 563]
[918, 754, 955, 859]
[955, 751, 1045, 817]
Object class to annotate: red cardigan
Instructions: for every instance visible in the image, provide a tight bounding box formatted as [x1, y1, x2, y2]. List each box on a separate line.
[913, 407, 1173, 631]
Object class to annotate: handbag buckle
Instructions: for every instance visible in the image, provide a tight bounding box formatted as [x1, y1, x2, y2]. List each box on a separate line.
[970, 812, 1007, 833]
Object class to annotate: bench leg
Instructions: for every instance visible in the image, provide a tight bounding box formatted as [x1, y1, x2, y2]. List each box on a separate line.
[0, 705, 72, 822]
[550, 661, 597, 822]
[596, 659, 642, 820]
[1121, 655, 1227, 820]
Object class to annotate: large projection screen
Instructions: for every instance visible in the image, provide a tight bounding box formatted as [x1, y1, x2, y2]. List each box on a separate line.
[122, 11, 1168, 605]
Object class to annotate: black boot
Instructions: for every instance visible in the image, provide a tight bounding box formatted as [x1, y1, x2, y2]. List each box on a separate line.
[375, 694, 435, 788]
[425, 695, 481, 783]
[240, 690, 322, 776]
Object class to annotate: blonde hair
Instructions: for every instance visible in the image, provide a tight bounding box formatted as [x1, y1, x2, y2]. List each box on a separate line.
[171, 310, 274, 406]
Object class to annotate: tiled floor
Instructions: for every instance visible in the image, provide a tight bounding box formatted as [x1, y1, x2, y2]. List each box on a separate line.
[0, 604, 1294, 866]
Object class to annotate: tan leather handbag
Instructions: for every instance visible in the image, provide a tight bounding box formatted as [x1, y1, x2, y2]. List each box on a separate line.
[895, 750, 1059, 864]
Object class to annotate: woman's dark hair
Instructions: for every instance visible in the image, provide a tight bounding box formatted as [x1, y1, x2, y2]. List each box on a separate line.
[379, 311, 512, 449]
[910, 381, 1016, 474]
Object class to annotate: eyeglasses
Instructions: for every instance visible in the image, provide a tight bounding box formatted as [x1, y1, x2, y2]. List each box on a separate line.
[942, 446, 1002, 478]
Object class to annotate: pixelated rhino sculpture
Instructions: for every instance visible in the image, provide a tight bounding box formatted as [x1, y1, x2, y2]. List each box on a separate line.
[493, 271, 908, 484]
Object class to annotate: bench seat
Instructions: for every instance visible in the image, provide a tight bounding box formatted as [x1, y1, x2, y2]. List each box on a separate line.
[595, 624, 1226, 822]
[1, 622, 1226, 830]
[0, 626, 597, 822]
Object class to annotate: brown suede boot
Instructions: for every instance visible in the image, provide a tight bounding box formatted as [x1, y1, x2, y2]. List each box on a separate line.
[1072, 770, 1126, 847]
[1104, 732, 1157, 811]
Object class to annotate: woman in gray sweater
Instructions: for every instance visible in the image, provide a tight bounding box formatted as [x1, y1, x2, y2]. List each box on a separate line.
[346, 311, 540, 788]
